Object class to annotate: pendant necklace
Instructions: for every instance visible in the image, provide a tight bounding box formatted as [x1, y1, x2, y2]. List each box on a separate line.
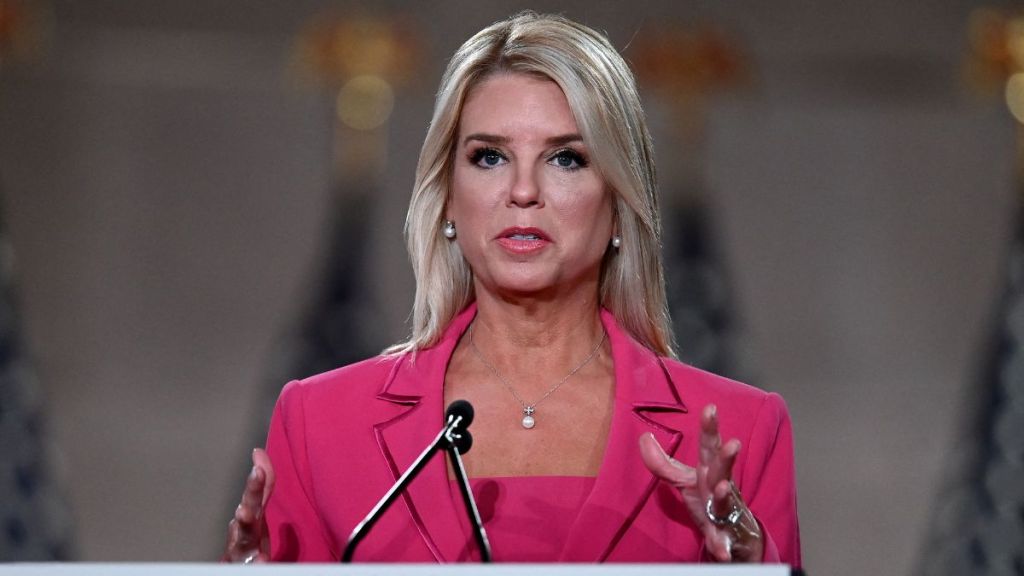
[468, 323, 606, 429]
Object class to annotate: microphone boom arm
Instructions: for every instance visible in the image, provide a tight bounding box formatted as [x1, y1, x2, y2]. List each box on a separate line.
[446, 437, 492, 562]
[341, 412, 492, 563]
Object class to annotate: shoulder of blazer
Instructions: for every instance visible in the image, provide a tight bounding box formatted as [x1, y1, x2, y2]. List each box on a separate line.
[656, 356, 772, 408]
[290, 354, 402, 400]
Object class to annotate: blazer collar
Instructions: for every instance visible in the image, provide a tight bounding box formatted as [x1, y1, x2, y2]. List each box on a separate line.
[559, 308, 688, 561]
[370, 305, 477, 562]
[373, 304, 688, 562]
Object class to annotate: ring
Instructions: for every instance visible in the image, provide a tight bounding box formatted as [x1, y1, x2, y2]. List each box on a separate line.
[243, 554, 258, 565]
[705, 497, 743, 527]
[705, 489, 762, 544]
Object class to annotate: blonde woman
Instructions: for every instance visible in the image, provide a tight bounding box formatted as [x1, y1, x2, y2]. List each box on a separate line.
[224, 12, 800, 566]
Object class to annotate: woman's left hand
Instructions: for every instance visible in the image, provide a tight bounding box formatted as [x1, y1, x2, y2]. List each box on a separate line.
[639, 404, 764, 562]
[222, 448, 275, 563]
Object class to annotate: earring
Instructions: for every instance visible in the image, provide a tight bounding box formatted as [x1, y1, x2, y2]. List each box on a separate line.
[443, 220, 457, 239]
[611, 234, 622, 249]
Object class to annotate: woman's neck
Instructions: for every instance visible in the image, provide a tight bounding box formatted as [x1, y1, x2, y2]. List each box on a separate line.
[468, 289, 607, 392]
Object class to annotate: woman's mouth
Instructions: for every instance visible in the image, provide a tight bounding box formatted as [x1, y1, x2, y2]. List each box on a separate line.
[496, 227, 550, 254]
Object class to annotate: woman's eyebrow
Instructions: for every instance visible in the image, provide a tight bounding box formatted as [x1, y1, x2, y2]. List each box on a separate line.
[545, 134, 583, 146]
[461, 133, 583, 147]
[462, 133, 508, 146]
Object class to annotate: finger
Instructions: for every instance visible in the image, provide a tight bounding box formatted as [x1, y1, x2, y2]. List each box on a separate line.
[707, 437, 741, 490]
[252, 448, 275, 507]
[708, 478, 761, 563]
[709, 529, 734, 563]
[224, 456, 273, 563]
[237, 466, 266, 525]
[224, 518, 241, 557]
[638, 433, 697, 488]
[699, 404, 721, 466]
[224, 518, 261, 562]
[700, 517, 734, 563]
[711, 477, 735, 520]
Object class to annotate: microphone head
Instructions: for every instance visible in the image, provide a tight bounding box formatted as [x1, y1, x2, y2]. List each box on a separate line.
[452, 429, 473, 454]
[446, 399, 474, 428]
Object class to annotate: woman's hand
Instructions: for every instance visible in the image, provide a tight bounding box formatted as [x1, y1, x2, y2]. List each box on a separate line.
[222, 448, 275, 563]
[639, 404, 763, 562]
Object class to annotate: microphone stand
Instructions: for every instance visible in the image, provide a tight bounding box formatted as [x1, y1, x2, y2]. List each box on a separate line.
[445, 432, 491, 562]
[341, 411, 492, 563]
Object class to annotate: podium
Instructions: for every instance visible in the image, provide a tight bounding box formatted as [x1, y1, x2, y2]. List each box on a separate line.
[0, 565, 794, 575]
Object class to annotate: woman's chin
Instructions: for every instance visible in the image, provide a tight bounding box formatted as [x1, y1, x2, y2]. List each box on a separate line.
[481, 276, 595, 303]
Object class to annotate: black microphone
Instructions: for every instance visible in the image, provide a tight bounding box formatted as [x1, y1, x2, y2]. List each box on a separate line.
[446, 399, 474, 453]
[341, 400, 492, 563]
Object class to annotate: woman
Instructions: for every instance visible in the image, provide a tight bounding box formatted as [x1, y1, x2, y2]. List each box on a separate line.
[224, 11, 800, 565]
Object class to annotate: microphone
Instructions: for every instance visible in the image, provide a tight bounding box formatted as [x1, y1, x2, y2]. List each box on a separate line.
[446, 399, 474, 453]
[341, 400, 492, 563]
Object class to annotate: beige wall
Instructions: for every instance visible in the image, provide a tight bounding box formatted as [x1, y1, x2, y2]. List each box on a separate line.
[0, 1, 1014, 574]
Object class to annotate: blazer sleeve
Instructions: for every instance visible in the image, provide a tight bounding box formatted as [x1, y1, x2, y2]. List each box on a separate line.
[265, 379, 337, 562]
[739, 392, 802, 567]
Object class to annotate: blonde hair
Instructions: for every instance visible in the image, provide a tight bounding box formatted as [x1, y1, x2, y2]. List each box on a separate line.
[388, 11, 675, 357]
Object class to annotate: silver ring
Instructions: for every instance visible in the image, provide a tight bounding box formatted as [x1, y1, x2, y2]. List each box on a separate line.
[242, 554, 258, 565]
[705, 497, 743, 527]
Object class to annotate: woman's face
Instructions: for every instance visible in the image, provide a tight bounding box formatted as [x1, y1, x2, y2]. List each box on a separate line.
[448, 73, 614, 301]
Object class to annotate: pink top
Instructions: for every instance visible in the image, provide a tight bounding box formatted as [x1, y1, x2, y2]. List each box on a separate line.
[455, 476, 597, 562]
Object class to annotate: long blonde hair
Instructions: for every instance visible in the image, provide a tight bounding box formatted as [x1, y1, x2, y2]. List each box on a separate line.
[388, 11, 675, 357]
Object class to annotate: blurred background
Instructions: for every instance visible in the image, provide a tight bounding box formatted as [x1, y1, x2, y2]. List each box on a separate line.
[1, 0, 1022, 574]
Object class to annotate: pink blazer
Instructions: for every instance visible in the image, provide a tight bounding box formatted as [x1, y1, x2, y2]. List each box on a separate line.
[265, 305, 801, 565]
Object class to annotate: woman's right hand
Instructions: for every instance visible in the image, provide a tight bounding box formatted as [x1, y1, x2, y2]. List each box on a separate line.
[639, 404, 763, 563]
[222, 448, 275, 563]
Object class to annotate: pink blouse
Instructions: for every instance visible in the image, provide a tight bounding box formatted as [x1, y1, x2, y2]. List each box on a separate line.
[454, 476, 598, 562]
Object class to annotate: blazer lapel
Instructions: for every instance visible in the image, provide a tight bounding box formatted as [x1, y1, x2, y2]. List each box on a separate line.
[560, 310, 688, 561]
[372, 306, 478, 562]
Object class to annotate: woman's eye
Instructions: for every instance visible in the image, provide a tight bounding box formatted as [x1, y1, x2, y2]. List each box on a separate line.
[549, 149, 588, 170]
[470, 148, 506, 168]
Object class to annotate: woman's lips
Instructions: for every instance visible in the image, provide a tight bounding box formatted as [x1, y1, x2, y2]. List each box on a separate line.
[495, 227, 550, 254]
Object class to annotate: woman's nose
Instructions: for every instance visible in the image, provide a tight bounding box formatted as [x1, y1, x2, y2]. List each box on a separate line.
[507, 165, 543, 208]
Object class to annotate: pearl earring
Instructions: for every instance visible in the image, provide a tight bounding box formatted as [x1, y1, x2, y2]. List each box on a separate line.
[443, 220, 457, 239]
[611, 234, 622, 249]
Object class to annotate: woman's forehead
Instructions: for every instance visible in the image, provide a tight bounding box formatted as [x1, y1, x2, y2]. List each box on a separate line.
[456, 73, 581, 143]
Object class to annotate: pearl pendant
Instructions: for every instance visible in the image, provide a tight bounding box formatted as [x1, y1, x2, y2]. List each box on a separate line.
[522, 406, 536, 429]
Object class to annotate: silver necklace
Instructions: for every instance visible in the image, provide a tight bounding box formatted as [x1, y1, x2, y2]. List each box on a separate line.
[468, 324, 606, 429]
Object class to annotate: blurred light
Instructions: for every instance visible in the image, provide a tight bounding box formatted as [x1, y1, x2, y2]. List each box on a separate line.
[632, 23, 749, 97]
[1009, 18, 1024, 69]
[336, 74, 394, 131]
[0, 0, 51, 70]
[969, 9, 1011, 63]
[293, 14, 421, 89]
[1005, 72, 1024, 123]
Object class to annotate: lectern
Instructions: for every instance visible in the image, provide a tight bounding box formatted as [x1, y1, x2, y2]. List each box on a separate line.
[0, 564, 796, 575]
